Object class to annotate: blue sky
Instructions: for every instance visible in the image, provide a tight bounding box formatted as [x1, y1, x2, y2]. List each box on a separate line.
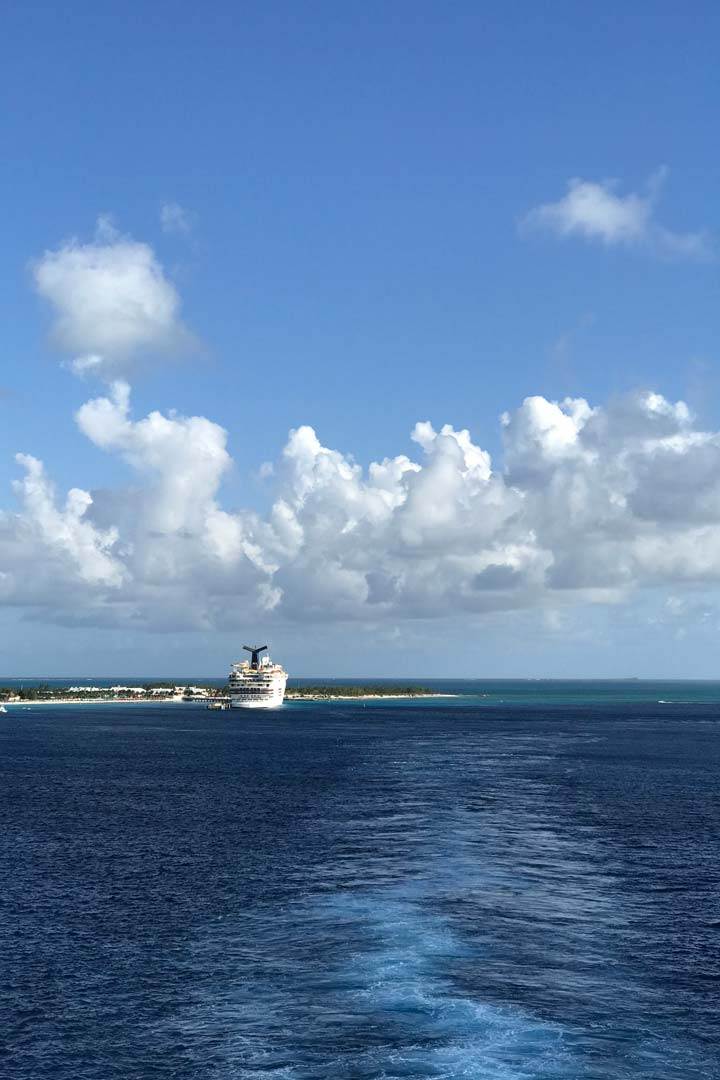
[2, 2, 720, 675]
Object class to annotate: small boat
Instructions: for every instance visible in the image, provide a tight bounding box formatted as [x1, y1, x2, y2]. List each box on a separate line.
[0, 705, 7, 713]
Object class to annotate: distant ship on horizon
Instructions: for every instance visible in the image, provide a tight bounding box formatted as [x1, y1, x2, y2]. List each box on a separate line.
[228, 645, 287, 709]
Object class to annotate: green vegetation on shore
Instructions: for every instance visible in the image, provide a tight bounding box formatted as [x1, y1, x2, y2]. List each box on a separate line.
[285, 684, 432, 698]
[0, 682, 220, 702]
[0, 682, 436, 703]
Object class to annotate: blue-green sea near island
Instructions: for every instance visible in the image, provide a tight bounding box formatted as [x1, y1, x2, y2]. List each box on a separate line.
[1, 680, 718, 1078]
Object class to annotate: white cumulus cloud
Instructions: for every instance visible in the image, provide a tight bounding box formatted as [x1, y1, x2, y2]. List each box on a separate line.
[5, 385, 720, 631]
[523, 170, 711, 258]
[0, 454, 124, 613]
[33, 220, 192, 378]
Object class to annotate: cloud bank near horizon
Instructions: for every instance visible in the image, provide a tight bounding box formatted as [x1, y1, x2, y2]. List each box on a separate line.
[3, 381, 720, 632]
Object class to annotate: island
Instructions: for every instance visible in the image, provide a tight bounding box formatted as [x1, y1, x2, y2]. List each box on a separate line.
[0, 682, 220, 705]
[0, 682, 456, 706]
[285, 684, 448, 700]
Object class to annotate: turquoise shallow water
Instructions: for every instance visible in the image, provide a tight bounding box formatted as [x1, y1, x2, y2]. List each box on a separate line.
[6, 675, 720, 706]
[1, 684, 719, 1078]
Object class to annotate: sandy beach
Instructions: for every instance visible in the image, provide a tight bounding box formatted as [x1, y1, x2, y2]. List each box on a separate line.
[3, 693, 458, 707]
[284, 693, 459, 701]
[2, 697, 186, 707]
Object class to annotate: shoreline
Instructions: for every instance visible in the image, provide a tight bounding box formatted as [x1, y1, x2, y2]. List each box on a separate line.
[285, 692, 459, 701]
[3, 692, 460, 708]
[3, 697, 187, 707]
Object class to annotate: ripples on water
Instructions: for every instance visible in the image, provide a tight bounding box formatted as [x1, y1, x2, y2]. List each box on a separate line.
[1, 690, 719, 1078]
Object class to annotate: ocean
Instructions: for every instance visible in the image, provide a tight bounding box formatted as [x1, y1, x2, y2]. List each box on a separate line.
[1, 681, 719, 1078]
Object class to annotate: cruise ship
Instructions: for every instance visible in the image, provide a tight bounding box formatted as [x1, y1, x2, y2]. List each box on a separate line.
[228, 645, 288, 709]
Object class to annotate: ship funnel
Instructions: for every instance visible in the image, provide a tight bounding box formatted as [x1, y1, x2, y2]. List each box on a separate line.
[243, 644, 268, 669]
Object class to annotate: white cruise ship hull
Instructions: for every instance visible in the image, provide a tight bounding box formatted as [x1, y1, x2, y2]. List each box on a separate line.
[229, 687, 286, 709]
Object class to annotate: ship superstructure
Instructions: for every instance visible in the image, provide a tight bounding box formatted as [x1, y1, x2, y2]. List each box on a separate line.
[228, 645, 287, 709]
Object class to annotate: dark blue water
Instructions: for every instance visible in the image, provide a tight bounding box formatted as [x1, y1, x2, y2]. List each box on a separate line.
[1, 687, 719, 1078]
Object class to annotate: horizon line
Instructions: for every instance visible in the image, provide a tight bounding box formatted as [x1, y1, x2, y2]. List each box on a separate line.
[3, 674, 720, 683]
